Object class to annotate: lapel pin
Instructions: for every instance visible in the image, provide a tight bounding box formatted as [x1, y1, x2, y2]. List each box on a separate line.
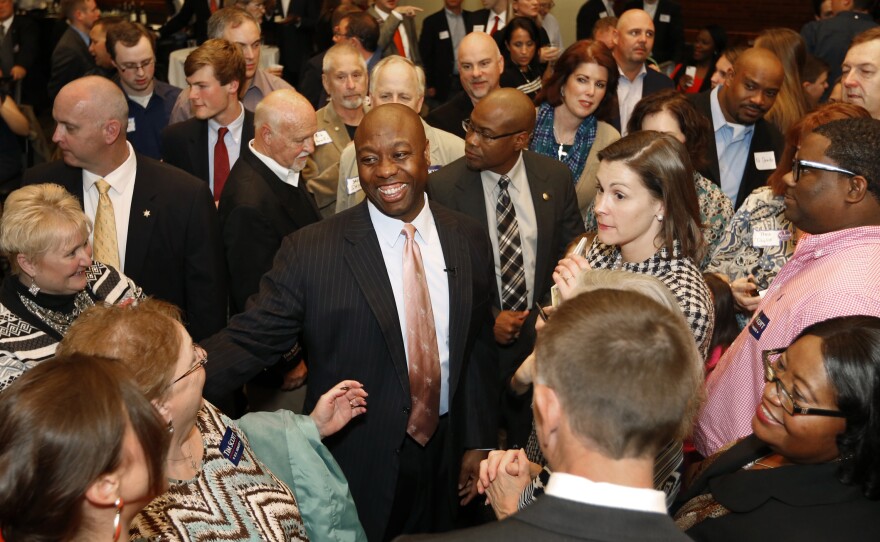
[143, 210, 151, 218]
[542, 193, 550, 201]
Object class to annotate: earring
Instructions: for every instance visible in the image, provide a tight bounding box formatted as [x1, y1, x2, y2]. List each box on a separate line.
[112, 497, 124, 542]
[560, 87, 565, 97]
[167, 419, 174, 434]
[28, 275, 39, 296]
[656, 215, 664, 222]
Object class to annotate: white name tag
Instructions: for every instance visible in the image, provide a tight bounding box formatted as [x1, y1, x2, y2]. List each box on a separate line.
[273, 14, 284, 22]
[752, 229, 784, 248]
[439, 30, 449, 40]
[346, 176, 361, 195]
[313, 130, 332, 146]
[659, 13, 671, 23]
[754, 151, 777, 171]
[473, 24, 485, 33]
[599, 11, 608, 18]
[127, 117, 136, 132]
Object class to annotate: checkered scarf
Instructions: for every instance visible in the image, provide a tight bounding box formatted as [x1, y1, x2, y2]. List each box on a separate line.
[529, 101, 598, 183]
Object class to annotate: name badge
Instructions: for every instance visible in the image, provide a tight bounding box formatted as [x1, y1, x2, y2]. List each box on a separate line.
[346, 176, 362, 195]
[752, 229, 784, 248]
[748, 310, 770, 341]
[273, 14, 284, 22]
[599, 11, 608, 18]
[127, 117, 136, 133]
[439, 30, 450, 40]
[428, 165, 441, 174]
[659, 13, 671, 23]
[754, 151, 777, 171]
[219, 426, 244, 466]
[473, 24, 485, 33]
[313, 130, 332, 146]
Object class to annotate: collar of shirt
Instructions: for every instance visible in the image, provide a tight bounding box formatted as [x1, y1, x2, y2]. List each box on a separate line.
[480, 152, 527, 195]
[70, 22, 90, 46]
[374, 6, 403, 21]
[617, 62, 647, 84]
[491, 9, 507, 24]
[602, 0, 616, 16]
[369, 193, 437, 249]
[710, 85, 754, 142]
[444, 7, 463, 19]
[0, 15, 13, 33]
[208, 101, 245, 138]
[794, 226, 880, 261]
[643, 1, 658, 19]
[248, 139, 300, 187]
[83, 142, 137, 194]
[545, 472, 667, 514]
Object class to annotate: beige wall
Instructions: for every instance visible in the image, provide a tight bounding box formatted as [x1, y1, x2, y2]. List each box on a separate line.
[407, 1, 580, 50]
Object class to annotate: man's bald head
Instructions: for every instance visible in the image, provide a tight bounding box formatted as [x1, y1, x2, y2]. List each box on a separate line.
[478, 88, 536, 134]
[719, 47, 784, 125]
[457, 32, 503, 104]
[59, 76, 129, 125]
[464, 89, 533, 174]
[614, 9, 655, 69]
[255, 89, 314, 132]
[254, 89, 317, 171]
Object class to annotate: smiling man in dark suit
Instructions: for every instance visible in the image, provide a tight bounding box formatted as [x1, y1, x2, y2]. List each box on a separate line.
[428, 88, 584, 450]
[203, 103, 498, 541]
[22, 76, 227, 342]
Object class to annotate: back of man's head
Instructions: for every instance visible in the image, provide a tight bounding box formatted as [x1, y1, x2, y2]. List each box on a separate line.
[60, 0, 83, 21]
[207, 6, 258, 40]
[344, 11, 380, 53]
[815, 117, 880, 202]
[535, 289, 701, 460]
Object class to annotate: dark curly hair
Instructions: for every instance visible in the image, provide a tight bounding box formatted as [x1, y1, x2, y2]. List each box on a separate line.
[814, 117, 880, 203]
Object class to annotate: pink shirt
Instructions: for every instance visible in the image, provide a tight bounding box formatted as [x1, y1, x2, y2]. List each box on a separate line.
[694, 226, 880, 456]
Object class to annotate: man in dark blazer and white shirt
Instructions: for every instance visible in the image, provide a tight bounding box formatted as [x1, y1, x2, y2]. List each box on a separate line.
[162, 39, 254, 202]
[688, 47, 784, 209]
[398, 290, 700, 541]
[429, 88, 585, 448]
[202, 104, 498, 541]
[48, 0, 101, 102]
[23, 76, 227, 342]
[623, 0, 685, 65]
[419, 0, 474, 104]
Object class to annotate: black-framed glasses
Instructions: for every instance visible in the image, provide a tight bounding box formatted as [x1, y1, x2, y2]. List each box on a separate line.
[172, 344, 208, 385]
[762, 348, 846, 418]
[791, 158, 857, 183]
[119, 58, 155, 72]
[462, 118, 526, 141]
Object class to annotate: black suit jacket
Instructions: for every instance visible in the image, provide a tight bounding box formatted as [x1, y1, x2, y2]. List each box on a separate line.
[159, 0, 211, 44]
[3, 15, 38, 74]
[610, 67, 675, 133]
[218, 146, 322, 314]
[202, 201, 498, 541]
[623, 0, 685, 65]
[48, 26, 97, 102]
[428, 151, 585, 379]
[22, 155, 228, 341]
[425, 91, 473, 139]
[689, 90, 784, 209]
[397, 494, 691, 541]
[576, 0, 612, 41]
[298, 50, 328, 110]
[160, 109, 256, 185]
[418, 9, 474, 103]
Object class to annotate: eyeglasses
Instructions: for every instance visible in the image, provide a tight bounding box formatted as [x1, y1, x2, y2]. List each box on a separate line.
[791, 158, 857, 183]
[462, 118, 526, 141]
[172, 344, 208, 385]
[119, 58, 155, 72]
[762, 348, 846, 418]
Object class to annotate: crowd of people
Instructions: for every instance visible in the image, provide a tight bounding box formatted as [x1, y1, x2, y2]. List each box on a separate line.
[2, 0, 880, 540]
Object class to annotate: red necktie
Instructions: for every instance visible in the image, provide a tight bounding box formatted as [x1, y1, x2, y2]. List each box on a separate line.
[393, 28, 406, 57]
[489, 15, 500, 35]
[213, 126, 229, 202]
[401, 224, 440, 446]
[209, 0, 218, 13]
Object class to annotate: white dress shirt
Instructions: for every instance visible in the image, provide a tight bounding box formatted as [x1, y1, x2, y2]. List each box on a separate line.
[617, 63, 647, 135]
[368, 195, 451, 414]
[82, 142, 137, 271]
[207, 103, 245, 194]
[480, 153, 538, 308]
[546, 472, 667, 514]
[248, 140, 301, 187]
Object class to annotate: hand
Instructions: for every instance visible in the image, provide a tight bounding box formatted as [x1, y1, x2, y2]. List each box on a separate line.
[426, 87, 437, 98]
[308, 380, 368, 438]
[494, 310, 529, 345]
[552, 254, 590, 301]
[458, 449, 489, 505]
[280, 360, 308, 390]
[476, 449, 533, 519]
[538, 46, 560, 64]
[678, 75, 694, 90]
[10, 66, 26, 81]
[510, 352, 535, 395]
[266, 65, 284, 78]
[395, 5, 422, 17]
[730, 275, 761, 312]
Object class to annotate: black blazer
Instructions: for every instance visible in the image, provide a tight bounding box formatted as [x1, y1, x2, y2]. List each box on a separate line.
[623, 0, 685, 65]
[48, 26, 97, 102]
[428, 150, 585, 379]
[202, 201, 498, 541]
[418, 9, 475, 103]
[218, 146, 322, 314]
[159, 0, 211, 44]
[4, 14, 38, 74]
[425, 91, 473, 139]
[689, 90, 784, 209]
[398, 494, 692, 541]
[22, 154, 228, 341]
[160, 109, 256, 185]
[576, 0, 611, 41]
[610, 67, 675, 133]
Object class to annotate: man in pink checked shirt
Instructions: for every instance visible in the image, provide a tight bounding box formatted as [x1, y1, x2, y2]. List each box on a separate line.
[694, 116, 880, 457]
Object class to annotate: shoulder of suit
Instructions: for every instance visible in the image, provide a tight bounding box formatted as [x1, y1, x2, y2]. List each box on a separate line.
[138, 154, 206, 189]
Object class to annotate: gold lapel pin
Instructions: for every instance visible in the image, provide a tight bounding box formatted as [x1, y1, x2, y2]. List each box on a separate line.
[143, 210, 151, 218]
[542, 193, 550, 201]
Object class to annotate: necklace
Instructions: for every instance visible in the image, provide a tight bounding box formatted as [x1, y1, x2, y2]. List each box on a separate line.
[742, 453, 778, 470]
[167, 440, 199, 473]
[19, 290, 95, 335]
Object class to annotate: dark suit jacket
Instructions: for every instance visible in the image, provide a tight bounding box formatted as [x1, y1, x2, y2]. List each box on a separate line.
[425, 91, 473, 139]
[160, 109, 256, 185]
[428, 150, 585, 380]
[418, 9, 474, 103]
[298, 50, 327, 110]
[48, 26, 97, 102]
[159, 0, 211, 44]
[398, 494, 691, 541]
[610, 67, 675, 133]
[689, 90, 784, 209]
[202, 201, 498, 541]
[576, 0, 612, 41]
[218, 146, 321, 314]
[801, 10, 878, 101]
[275, 0, 321, 84]
[22, 155, 228, 341]
[3, 14, 38, 74]
[623, 0, 684, 65]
